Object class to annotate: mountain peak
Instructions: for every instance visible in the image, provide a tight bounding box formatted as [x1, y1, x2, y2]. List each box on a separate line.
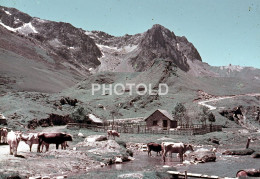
[146, 24, 177, 42]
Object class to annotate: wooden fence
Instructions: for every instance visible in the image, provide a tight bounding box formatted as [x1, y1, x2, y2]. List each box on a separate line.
[67, 123, 222, 136]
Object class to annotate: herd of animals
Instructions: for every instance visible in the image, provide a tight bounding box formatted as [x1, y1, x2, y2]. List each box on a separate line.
[108, 129, 194, 162]
[0, 127, 72, 156]
[1, 127, 259, 178]
[0, 127, 192, 163]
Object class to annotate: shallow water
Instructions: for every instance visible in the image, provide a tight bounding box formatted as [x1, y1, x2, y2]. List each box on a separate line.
[83, 151, 259, 179]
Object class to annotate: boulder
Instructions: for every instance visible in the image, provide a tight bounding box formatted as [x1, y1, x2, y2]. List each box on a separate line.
[42, 177, 51, 179]
[78, 133, 84, 137]
[252, 152, 260, 158]
[222, 148, 255, 155]
[84, 135, 108, 142]
[190, 150, 216, 163]
[81, 139, 122, 153]
[208, 138, 220, 145]
[236, 169, 260, 177]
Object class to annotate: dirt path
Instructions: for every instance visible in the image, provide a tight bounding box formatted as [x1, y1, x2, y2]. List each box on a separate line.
[198, 93, 260, 111]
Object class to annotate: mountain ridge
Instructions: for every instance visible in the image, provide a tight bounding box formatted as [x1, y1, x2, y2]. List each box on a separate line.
[0, 5, 260, 94]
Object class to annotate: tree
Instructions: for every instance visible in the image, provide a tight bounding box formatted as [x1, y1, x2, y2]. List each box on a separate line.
[199, 106, 209, 126]
[208, 112, 216, 125]
[70, 107, 88, 123]
[172, 103, 187, 126]
[109, 104, 121, 130]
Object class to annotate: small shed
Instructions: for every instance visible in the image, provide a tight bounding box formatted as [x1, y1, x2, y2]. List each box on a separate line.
[145, 109, 177, 130]
[0, 113, 7, 125]
[86, 114, 103, 126]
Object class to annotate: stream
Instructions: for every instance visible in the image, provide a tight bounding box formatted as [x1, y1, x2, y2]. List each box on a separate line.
[80, 152, 259, 178]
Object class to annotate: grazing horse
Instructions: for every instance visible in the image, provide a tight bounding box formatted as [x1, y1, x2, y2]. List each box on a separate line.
[107, 130, 120, 139]
[147, 142, 162, 156]
[162, 142, 193, 162]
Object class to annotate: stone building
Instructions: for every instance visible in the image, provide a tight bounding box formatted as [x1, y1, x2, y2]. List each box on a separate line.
[145, 109, 177, 130]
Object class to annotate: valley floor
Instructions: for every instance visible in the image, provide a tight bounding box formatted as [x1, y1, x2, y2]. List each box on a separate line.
[0, 126, 259, 179]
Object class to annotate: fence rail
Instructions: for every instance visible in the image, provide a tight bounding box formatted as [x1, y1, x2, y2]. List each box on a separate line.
[67, 123, 222, 135]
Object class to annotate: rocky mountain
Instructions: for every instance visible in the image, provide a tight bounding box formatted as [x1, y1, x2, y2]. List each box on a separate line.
[87, 24, 203, 72]
[1, 5, 259, 94]
[0, 6, 102, 72]
[0, 24, 82, 93]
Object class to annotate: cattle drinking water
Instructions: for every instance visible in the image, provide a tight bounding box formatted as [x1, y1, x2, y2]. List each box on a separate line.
[147, 142, 162, 156]
[162, 142, 193, 162]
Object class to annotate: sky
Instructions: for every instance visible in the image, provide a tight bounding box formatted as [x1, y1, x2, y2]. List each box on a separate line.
[0, 0, 260, 68]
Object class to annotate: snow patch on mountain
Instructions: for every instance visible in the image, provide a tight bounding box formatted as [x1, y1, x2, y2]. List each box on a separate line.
[17, 22, 38, 34]
[0, 21, 16, 32]
[48, 38, 64, 48]
[14, 17, 21, 24]
[35, 18, 48, 23]
[97, 44, 118, 51]
[0, 21, 38, 34]
[85, 31, 93, 36]
[120, 45, 138, 53]
[3, 9, 11, 15]
[220, 65, 244, 72]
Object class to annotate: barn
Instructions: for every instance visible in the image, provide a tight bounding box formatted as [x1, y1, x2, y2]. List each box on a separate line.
[86, 114, 103, 126]
[145, 109, 177, 130]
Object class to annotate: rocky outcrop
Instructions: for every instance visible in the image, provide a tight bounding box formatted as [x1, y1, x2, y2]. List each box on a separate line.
[190, 149, 216, 163]
[219, 106, 243, 122]
[222, 148, 255, 155]
[131, 24, 189, 72]
[27, 114, 73, 129]
[60, 97, 78, 106]
[89, 24, 202, 72]
[77, 135, 134, 166]
[0, 6, 102, 71]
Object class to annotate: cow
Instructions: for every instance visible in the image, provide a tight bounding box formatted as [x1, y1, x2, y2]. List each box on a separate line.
[61, 141, 69, 150]
[107, 130, 120, 139]
[147, 142, 162, 156]
[37, 132, 72, 152]
[162, 142, 193, 162]
[21, 133, 49, 152]
[7, 131, 22, 156]
[0, 127, 8, 143]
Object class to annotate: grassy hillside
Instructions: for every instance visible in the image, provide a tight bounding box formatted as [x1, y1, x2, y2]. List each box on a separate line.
[0, 60, 259, 130]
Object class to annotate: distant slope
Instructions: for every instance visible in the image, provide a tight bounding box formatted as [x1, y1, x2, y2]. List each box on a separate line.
[209, 65, 260, 80]
[0, 25, 82, 93]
